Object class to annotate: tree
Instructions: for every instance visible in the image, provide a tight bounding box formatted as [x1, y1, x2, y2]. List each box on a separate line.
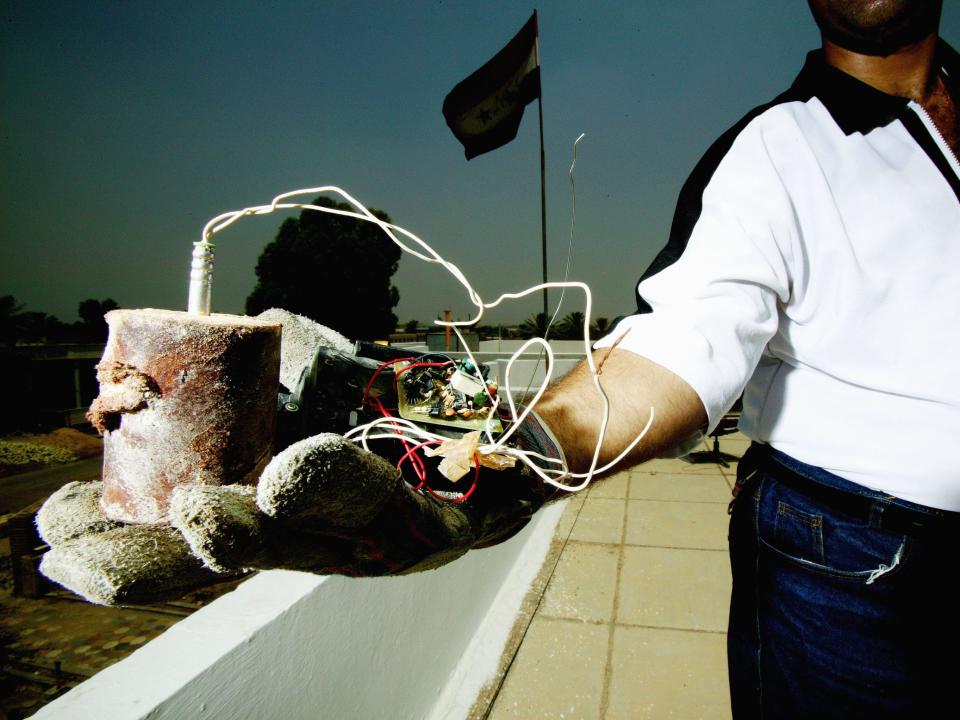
[517, 312, 547, 338]
[245, 197, 401, 340]
[555, 312, 586, 340]
[0, 295, 23, 345]
[591, 316, 611, 337]
[77, 298, 119, 341]
[403, 319, 420, 333]
[1, 296, 73, 344]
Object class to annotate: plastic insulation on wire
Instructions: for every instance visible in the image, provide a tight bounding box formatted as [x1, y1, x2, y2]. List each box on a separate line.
[395, 439, 442, 491]
[197, 182, 655, 496]
[520, 132, 587, 402]
[362, 357, 414, 407]
[367, 395, 427, 483]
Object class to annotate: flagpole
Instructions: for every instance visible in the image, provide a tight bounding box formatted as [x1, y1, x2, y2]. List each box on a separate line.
[537, 53, 547, 335]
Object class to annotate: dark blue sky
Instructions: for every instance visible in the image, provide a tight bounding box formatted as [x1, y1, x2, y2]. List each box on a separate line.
[3, 1, 959, 328]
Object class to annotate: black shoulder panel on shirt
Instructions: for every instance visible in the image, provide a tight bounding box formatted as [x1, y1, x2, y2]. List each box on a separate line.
[632, 48, 926, 314]
[633, 84, 803, 313]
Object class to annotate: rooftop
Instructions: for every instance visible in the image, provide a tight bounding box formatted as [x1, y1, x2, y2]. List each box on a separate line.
[3, 432, 745, 719]
[476, 431, 745, 719]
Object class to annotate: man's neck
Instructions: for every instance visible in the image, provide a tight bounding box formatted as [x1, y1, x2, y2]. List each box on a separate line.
[822, 32, 940, 103]
[824, 31, 957, 154]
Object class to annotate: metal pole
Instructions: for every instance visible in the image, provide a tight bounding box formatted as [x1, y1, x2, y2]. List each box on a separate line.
[538, 93, 547, 334]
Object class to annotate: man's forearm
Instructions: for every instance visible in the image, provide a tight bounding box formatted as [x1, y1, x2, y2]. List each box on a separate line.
[535, 348, 708, 475]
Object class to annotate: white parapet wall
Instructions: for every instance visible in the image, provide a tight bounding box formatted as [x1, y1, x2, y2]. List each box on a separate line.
[32, 502, 566, 720]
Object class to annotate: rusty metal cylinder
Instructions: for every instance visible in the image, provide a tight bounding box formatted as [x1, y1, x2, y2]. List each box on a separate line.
[88, 309, 281, 524]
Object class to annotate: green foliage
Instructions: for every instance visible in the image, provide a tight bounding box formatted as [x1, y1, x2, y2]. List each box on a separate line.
[0, 295, 23, 344]
[591, 316, 611, 336]
[0, 295, 121, 345]
[554, 312, 586, 340]
[517, 312, 547, 338]
[245, 197, 401, 340]
[77, 298, 119, 341]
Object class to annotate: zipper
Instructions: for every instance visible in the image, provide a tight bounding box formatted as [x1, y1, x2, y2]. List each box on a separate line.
[908, 100, 960, 180]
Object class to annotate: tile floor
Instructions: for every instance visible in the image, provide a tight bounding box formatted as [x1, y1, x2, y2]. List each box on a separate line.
[484, 432, 751, 719]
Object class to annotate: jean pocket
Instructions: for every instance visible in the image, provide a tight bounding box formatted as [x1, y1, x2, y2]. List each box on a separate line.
[757, 477, 909, 581]
[772, 499, 824, 564]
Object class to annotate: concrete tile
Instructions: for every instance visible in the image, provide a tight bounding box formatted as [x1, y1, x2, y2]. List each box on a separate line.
[630, 473, 732, 503]
[718, 466, 737, 492]
[554, 492, 587, 539]
[569, 497, 625, 544]
[542, 542, 619, 622]
[720, 436, 751, 451]
[625, 500, 729, 550]
[607, 625, 730, 720]
[636, 457, 725, 476]
[487, 617, 608, 720]
[618, 546, 731, 631]
[587, 471, 629, 499]
[724, 431, 751, 445]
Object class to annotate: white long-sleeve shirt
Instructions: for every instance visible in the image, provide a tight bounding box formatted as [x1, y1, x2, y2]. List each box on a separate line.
[595, 44, 960, 511]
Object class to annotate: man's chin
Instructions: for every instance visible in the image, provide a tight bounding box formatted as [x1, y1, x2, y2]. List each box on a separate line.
[810, 0, 943, 56]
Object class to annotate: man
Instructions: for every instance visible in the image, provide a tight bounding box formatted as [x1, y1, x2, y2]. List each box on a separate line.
[536, 0, 959, 716]
[37, 1, 958, 716]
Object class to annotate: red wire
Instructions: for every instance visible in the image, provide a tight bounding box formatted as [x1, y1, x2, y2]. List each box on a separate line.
[423, 453, 480, 504]
[368, 395, 427, 482]
[363, 357, 415, 406]
[395, 439, 442, 490]
[363, 357, 481, 504]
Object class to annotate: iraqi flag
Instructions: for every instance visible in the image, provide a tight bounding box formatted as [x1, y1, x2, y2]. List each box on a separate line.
[442, 12, 541, 160]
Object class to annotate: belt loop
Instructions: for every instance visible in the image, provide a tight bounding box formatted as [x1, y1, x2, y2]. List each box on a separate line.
[729, 443, 761, 514]
[867, 503, 884, 530]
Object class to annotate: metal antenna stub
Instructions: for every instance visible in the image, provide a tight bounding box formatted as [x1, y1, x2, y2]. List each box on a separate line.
[187, 240, 215, 315]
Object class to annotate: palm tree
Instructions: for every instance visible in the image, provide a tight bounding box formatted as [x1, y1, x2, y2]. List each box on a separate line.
[555, 311, 586, 339]
[591, 316, 611, 337]
[517, 312, 547, 337]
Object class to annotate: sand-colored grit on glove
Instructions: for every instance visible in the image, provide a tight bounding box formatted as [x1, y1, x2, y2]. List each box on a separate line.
[257, 433, 402, 526]
[37, 479, 217, 605]
[256, 435, 475, 575]
[35, 481, 121, 546]
[257, 308, 353, 392]
[38, 524, 215, 606]
[169, 484, 264, 573]
[169, 482, 359, 574]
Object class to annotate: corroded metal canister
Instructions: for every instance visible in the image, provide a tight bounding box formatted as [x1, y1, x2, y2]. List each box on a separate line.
[88, 308, 281, 523]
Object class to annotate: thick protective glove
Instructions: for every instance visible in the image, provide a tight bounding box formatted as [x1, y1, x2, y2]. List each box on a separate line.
[36, 311, 565, 605]
[38, 421, 562, 605]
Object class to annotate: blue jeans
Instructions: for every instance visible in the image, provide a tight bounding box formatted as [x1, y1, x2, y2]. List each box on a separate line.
[728, 444, 960, 719]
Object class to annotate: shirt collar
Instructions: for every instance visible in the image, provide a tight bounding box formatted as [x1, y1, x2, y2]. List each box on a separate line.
[788, 39, 959, 135]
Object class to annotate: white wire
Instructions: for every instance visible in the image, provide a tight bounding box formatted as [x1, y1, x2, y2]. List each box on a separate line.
[200, 184, 654, 493]
[521, 133, 586, 402]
